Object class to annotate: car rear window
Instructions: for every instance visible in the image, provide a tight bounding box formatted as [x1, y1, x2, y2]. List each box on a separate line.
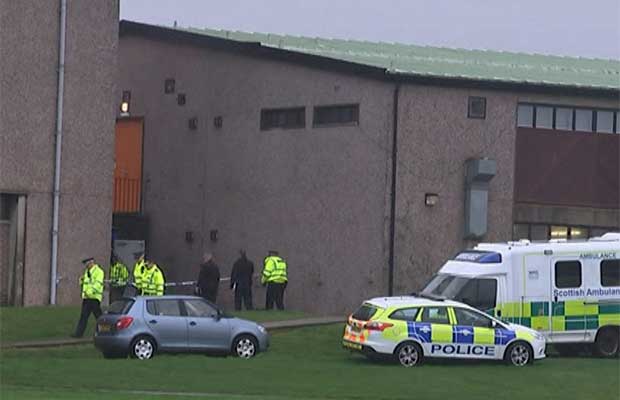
[107, 299, 134, 315]
[352, 304, 379, 321]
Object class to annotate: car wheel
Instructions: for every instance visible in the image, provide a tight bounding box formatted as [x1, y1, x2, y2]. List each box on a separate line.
[233, 335, 258, 359]
[594, 327, 620, 358]
[505, 341, 532, 366]
[395, 342, 423, 367]
[131, 336, 156, 360]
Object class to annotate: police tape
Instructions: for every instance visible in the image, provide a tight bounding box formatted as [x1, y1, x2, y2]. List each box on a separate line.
[103, 277, 233, 286]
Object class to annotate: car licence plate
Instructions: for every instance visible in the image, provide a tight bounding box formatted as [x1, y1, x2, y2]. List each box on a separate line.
[98, 324, 111, 333]
[343, 340, 362, 350]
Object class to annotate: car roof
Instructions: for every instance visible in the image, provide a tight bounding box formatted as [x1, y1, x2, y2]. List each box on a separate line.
[365, 296, 469, 309]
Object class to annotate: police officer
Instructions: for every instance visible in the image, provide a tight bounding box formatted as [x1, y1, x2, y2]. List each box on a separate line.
[142, 261, 165, 296]
[109, 255, 129, 303]
[230, 249, 254, 310]
[261, 250, 288, 310]
[71, 257, 104, 338]
[132, 253, 147, 295]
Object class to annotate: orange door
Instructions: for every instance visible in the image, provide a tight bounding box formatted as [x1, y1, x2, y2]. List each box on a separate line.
[114, 119, 143, 213]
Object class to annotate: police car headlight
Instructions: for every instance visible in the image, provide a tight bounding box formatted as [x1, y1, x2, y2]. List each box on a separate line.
[257, 325, 267, 334]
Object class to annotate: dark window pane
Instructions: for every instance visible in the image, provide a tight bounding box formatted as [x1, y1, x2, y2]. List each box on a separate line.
[467, 97, 486, 119]
[575, 109, 593, 132]
[535, 106, 553, 129]
[555, 108, 573, 130]
[420, 307, 450, 324]
[569, 227, 588, 239]
[596, 111, 614, 133]
[389, 307, 420, 321]
[260, 107, 305, 130]
[530, 225, 549, 240]
[454, 307, 493, 328]
[513, 224, 529, 240]
[313, 104, 359, 126]
[153, 300, 182, 316]
[517, 104, 533, 127]
[601, 260, 620, 287]
[352, 304, 378, 321]
[184, 300, 218, 318]
[555, 261, 582, 288]
[107, 299, 134, 314]
[146, 300, 157, 315]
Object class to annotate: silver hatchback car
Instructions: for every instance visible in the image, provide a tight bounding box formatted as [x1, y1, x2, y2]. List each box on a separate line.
[94, 296, 269, 360]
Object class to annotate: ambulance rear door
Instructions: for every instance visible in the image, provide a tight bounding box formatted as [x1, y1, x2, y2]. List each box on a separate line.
[550, 256, 587, 343]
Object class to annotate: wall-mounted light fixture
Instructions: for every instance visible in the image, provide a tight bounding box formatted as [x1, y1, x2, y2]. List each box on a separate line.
[188, 117, 198, 131]
[425, 193, 439, 207]
[120, 90, 131, 115]
[164, 78, 175, 94]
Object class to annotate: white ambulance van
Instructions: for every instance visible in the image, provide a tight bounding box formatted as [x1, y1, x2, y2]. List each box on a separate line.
[420, 233, 620, 357]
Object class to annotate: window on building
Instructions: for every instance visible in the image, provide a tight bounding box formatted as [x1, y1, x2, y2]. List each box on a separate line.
[420, 307, 450, 324]
[555, 261, 582, 288]
[550, 225, 568, 239]
[389, 307, 420, 321]
[313, 104, 359, 127]
[569, 227, 588, 239]
[467, 97, 486, 119]
[530, 225, 549, 240]
[555, 108, 573, 130]
[517, 104, 534, 127]
[260, 107, 305, 130]
[596, 111, 614, 133]
[513, 224, 529, 240]
[601, 260, 620, 287]
[535, 106, 553, 129]
[575, 109, 593, 132]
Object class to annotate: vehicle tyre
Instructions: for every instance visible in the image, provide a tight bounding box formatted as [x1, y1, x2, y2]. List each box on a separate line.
[594, 327, 620, 358]
[130, 335, 156, 360]
[232, 334, 258, 359]
[394, 342, 423, 367]
[505, 341, 533, 366]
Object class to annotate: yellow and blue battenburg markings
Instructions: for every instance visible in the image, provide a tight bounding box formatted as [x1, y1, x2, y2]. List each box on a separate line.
[406, 322, 516, 346]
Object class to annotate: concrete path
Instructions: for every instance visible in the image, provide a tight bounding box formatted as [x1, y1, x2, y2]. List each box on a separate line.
[1, 315, 344, 349]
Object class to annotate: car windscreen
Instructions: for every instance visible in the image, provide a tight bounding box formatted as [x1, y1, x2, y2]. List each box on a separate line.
[107, 299, 134, 315]
[421, 275, 497, 312]
[352, 304, 379, 321]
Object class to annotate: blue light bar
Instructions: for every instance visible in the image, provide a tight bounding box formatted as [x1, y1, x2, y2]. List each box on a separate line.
[454, 251, 502, 264]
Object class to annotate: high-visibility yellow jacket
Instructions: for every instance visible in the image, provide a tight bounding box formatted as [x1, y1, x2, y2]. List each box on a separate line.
[142, 264, 165, 296]
[261, 256, 288, 284]
[80, 264, 105, 302]
[132, 259, 147, 292]
[110, 261, 129, 287]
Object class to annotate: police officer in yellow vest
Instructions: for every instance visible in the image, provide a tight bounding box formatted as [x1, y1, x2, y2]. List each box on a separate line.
[71, 257, 104, 338]
[132, 253, 147, 295]
[142, 261, 165, 296]
[109, 255, 129, 303]
[261, 250, 288, 310]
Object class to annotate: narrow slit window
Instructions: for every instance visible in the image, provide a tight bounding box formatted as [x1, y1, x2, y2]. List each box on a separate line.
[313, 104, 359, 127]
[260, 107, 305, 131]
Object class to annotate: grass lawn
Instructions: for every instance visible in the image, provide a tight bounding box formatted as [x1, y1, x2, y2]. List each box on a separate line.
[1, 325, 619, 400]
[0, 305, 306, 343]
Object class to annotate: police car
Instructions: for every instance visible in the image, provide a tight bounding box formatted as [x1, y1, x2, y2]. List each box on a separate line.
[342, 296, 546, 367]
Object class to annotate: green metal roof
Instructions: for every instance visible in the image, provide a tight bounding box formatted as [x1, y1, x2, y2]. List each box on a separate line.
[183, 27, 620, 91]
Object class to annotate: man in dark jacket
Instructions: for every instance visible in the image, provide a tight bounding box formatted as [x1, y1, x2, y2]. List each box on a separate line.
[230, 249, 254, 311]
[197, 253, 220, 303]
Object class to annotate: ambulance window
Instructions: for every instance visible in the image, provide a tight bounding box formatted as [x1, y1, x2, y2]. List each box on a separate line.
[601, 260, 620, 287]
[454, 308, 493, 328]
[555, 261, 582, 288]
[420, 307, 450, 324]
[389, 307, 420, 321]
[453, 279, 497, 312]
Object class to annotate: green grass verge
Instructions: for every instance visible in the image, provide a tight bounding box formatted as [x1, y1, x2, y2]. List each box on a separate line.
[0, 305, 306, 343]
[1, 325, 619, 400]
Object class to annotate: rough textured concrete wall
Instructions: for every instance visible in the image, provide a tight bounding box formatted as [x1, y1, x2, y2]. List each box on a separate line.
[0, 1, 117, 305]
[393, 86, 517, 294]
[119, 36, 394, 313]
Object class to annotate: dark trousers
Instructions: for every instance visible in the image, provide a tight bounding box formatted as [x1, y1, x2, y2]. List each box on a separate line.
[265, 282, 286, 310]
[202, 287, 218, 304]
[234, 287, 253, 311]
[73, 299, 102, 337]
[109, 285, 126, 304]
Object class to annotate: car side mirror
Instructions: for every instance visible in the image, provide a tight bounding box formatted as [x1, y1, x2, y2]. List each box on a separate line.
[496, 309, 502, 318]
[214, 310, 221, 321]
[491, 320, 498, 329]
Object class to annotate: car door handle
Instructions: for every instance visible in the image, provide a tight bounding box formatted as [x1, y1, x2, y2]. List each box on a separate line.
[189, 321, 197, 326]
[149, 320, 157, 324]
